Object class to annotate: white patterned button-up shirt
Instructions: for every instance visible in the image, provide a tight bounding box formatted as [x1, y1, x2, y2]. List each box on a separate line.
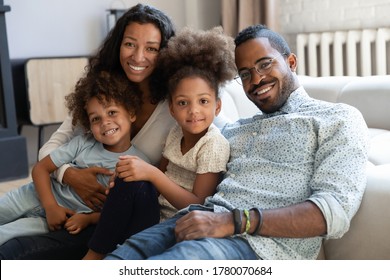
[205, 86, 369, 259]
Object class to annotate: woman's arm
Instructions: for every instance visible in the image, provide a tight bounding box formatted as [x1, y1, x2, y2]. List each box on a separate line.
[38, 115, 76, 181]
[63, 167, 111, 210]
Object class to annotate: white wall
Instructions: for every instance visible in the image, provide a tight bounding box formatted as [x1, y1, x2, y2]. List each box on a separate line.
[277, 0, 390, 53]
[4, 0, 221, 59]
[3, 0, 222, 165]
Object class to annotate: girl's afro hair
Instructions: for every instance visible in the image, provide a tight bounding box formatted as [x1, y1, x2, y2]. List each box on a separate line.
[157, 26, 237, 96]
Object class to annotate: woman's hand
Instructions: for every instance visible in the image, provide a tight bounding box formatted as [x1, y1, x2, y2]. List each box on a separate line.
[174, 211, 234, 242]
[63, 166, 113, 211]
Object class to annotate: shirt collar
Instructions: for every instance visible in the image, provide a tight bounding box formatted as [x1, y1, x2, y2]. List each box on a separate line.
[279, 86, 310, 114]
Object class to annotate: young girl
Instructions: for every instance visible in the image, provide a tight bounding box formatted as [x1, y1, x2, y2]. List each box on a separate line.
[0, 71, 159, 245]
[83, 26, 237, 259]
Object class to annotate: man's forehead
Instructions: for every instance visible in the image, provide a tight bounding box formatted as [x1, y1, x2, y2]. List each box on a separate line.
[235, 38, 276, 64]
[236, 37, 271, 51]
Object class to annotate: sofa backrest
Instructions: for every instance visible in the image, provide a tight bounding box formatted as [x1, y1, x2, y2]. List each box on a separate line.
[298, 75, 390, 131]
[219, 80, 259, 123]
[299, 75, 390, 166]
[221, 75, 390, 131]
[220, 75, 390, 166]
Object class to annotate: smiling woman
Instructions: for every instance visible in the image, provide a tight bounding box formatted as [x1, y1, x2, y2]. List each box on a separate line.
[119, 22, 161, 85]
[0, 3, 177, 260]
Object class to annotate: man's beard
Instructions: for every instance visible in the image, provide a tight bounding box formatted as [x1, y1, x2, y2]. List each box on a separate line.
[258, 72, 296, 114]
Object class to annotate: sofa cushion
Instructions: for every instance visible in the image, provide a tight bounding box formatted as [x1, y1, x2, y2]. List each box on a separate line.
[368, 129, 390, 165]
[338, 75, 390, 130]
[298, 75, 355, 102]
[220, 81, 259, 120]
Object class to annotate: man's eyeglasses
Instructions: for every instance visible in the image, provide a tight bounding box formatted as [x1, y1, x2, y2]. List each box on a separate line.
[235, 53, 286, 86]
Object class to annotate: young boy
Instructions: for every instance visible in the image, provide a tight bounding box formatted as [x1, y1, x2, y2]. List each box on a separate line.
[0, 71, 158, 245]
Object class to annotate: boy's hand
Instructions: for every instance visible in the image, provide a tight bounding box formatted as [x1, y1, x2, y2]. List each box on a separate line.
[64, 213, 92, 234]
[45, 204, 75, 231]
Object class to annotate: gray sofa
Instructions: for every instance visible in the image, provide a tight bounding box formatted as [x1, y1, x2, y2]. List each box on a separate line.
[219, 75, 390, 260]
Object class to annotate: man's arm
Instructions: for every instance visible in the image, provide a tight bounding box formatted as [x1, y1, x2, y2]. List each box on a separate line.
[174, 201, 326, 242]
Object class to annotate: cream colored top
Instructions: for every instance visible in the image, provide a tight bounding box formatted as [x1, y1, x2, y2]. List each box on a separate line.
[159, 123, 230, 221]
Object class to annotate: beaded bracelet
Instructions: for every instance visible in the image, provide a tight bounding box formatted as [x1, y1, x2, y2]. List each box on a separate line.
[232, 208, 242, 234]
[243, 209, 251, 233]
[250, 208, 263, 236]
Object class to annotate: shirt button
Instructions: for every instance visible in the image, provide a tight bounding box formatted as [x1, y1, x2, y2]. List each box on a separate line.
[252, 132, 257, 136]
[230, 173, 236, 178]
[220, 192, 225, 197]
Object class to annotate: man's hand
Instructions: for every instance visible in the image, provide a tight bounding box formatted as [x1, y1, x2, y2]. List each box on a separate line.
[63, 166, 113, 211]
[174, 211, 234, 242]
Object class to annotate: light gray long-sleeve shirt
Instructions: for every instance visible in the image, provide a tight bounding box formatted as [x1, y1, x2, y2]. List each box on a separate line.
[206, 86, 369, 259]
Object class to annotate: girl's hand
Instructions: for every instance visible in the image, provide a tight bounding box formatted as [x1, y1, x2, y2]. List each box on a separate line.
[115, 155, 157, 182]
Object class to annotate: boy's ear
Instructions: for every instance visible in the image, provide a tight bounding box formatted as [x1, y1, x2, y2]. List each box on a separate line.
[130, 113, 137, 123]
[215, 98, 222, 116]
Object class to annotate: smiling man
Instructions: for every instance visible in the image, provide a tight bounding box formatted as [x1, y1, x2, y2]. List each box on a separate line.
[104, 24, 370, 260]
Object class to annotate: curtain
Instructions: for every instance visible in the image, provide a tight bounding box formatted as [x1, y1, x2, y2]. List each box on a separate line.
[221, 0, 277, 37]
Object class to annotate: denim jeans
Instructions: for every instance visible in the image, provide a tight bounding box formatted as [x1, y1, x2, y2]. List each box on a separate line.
[105, 206, 258, 260]
[0, 226, 95, 260]
[0, 179, 159, 259]
[0, 182, 48, 245]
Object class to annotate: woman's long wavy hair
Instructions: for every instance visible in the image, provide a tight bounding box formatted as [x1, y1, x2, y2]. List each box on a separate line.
[87, 3, 176, 104]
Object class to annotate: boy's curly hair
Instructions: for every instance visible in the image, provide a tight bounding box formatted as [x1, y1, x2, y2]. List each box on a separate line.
[156, 26, 237, 99]
[65, 71, 142, 132]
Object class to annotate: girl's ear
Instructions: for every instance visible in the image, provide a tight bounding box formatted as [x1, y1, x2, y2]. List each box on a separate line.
[169, 101, 175, 117]
[215, 98, 222, 116]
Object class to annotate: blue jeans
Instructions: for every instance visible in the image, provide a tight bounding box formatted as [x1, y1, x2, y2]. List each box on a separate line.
[0, 182, 49, 245]
[105, 206, 258, 260]
[0, 179, 158, 259]
[0, 225, 95, 260]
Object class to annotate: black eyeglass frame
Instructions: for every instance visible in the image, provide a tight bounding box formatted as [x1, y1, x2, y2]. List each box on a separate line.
[234, 53, 287, 86]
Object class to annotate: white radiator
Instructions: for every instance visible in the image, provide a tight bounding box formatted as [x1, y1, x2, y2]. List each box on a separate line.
[296, 28, 390, 76]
